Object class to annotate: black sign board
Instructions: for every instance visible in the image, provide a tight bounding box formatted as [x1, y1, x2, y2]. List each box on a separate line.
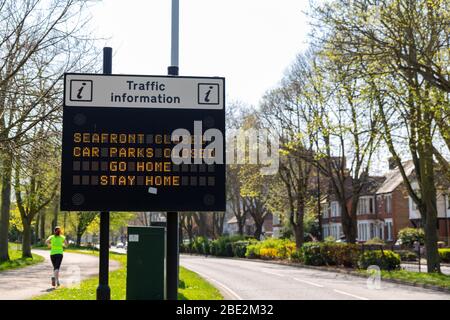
[61, 73, 225, 212]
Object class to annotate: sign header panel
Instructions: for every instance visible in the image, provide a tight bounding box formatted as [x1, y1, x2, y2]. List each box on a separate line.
[61, 73, 225, 212]
[64, 73, 224, 110]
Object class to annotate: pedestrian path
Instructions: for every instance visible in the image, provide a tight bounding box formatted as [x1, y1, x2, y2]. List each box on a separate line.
[0, 249, 120, 300]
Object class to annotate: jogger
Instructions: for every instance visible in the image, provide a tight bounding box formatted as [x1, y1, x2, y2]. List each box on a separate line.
[46, 226, 68, 288]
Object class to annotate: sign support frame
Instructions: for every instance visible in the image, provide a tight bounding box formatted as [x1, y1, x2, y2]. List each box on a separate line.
[96, 47, 112, 301]
[166, 0, 180, 301]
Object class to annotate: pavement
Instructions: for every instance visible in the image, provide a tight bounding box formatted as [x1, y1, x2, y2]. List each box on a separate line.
[0, 250, 120, 300]
[180, 255, 450, 300]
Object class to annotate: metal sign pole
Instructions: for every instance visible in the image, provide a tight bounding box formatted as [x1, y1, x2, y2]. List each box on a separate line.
[96, 47, 112, 301]
[166, 0, 180, 301]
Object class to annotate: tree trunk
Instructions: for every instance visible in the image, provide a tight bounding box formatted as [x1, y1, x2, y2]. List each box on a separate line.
[0, 153, 12, 262]
[186, 215, 194, 244]
[341, 201, 357, 243]
[253, 223, 263, 240]
[34, 212, 40, 245]
[22, 221, 33, 258]
[237, 216, 245, 236]
[76, 232, 82, 247]
[63, 211, 68, 230]
[52, 195, 59, 230]
[421, 148, 441, 273]
[292, 220, 304, 249]
[194, 213, 208, 238]
[40, 209, 46, 243]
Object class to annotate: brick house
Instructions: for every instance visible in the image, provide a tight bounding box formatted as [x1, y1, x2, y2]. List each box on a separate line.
[321, 160, 450, 244]
[223, 210, 274, 238]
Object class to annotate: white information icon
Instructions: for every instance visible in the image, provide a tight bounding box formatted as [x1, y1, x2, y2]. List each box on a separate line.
[198, 83, 219, 105]
[70, 80, 93, 102]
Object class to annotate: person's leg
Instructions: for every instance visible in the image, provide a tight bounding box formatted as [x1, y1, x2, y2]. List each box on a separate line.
[50, 255, 57, 286]
[53, 255, 63, 286]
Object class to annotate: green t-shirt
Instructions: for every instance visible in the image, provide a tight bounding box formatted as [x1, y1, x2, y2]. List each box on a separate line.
[47, 235, 66, 255]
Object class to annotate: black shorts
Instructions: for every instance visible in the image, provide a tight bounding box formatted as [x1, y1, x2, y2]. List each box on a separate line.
[50, 254, 63, 270]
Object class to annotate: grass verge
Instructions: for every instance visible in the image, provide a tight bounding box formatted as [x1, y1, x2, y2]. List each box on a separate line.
[0, 244, 44, 272]
[34, 250, 223, 300]
[359, 269, 450, 290]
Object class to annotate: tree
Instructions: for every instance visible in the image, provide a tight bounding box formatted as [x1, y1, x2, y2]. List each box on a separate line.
[72, 212, 97, 246]
[240, 166, 272, 240]
[0, 0, 99, 262]
[212, 212, 225, 238]
[14, 123, 59, 257]
[192, 212, 209, 238]
[311, 0, 448, 271]
[180, 212, 195, 243]
[260, 84, 316, 248]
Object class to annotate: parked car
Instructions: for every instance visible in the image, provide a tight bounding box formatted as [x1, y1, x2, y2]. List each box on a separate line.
[116, 242, 125, 249]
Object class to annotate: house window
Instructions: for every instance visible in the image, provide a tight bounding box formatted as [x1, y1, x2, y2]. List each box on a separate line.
[357, 197, 374, 215]
[322, 225, 329, 238]
[322, 203, 329, 218]
[445, 195, 450, 218]
[385, 194, 392, 214]
[385, 220, 393, 241]
[357, 222, 371, 241]
[329, 224, 341, 239]
[331, 201, 341, 217]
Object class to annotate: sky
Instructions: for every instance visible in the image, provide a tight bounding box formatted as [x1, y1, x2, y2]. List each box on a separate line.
[89, 0, 311, 107]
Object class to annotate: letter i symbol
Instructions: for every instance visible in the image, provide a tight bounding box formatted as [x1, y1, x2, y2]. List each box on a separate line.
[77, 82, 86, 99]
[204, 86, 213, 103]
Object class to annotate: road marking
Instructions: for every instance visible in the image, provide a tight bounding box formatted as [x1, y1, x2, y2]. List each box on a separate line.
[293, 278, 324, 288]
[333, 289, 369, 300]
[261, 270, 285, 277]
[192, 270, 243, 300]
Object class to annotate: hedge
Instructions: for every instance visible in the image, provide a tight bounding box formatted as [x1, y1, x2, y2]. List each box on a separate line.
[397, 250, 417, 262]
[300, 242, 359, 268]
[439, 248, 450, 263]
[245, 238, 296, 260]
[181, 236, 408, 271]
[358, 250, 401, 270]
[397, 228, 425, 246]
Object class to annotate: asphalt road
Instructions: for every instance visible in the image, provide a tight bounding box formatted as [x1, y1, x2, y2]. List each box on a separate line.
[0, 250, 120, 300]
[180, 255, 450, 300]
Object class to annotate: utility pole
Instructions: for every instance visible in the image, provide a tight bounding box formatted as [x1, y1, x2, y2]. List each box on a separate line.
[96, 47, 112, 301]
[166, 0, 180, 301]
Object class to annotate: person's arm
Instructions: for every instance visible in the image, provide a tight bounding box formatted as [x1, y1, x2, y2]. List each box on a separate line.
[64, 239, 68, 247]
[45, 236, 52, 248]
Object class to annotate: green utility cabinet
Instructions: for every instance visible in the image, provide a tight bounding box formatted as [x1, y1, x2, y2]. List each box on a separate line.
[126, 226, 166, 300]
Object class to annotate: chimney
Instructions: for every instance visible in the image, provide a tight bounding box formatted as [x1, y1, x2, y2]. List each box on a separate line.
[388, 157, 397, 170]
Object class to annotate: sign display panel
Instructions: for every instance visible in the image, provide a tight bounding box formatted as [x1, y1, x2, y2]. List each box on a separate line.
[61, 73, 225, 212]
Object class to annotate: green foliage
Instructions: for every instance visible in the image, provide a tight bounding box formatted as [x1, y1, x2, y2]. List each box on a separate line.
[290, 250, 303, 263]
[300, 242, 360, 267]
[192, 236, 210, 255]
[0, 245, 44, 272]
[300, 243, 324, 266]
[245, 238, 296, 260]
[397, 250, 418, 262]
[324, 236, 336, 243]
[232, 240, 252, 258]
[397, 228, 425, 247]
[365, 237, 385, 245]
[34, 251, 222, 300]
[438, 248, 450, 263]
[363, 270, 450, 291]
[209, 235, 246, 257]
[358, 250, 401, 271]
